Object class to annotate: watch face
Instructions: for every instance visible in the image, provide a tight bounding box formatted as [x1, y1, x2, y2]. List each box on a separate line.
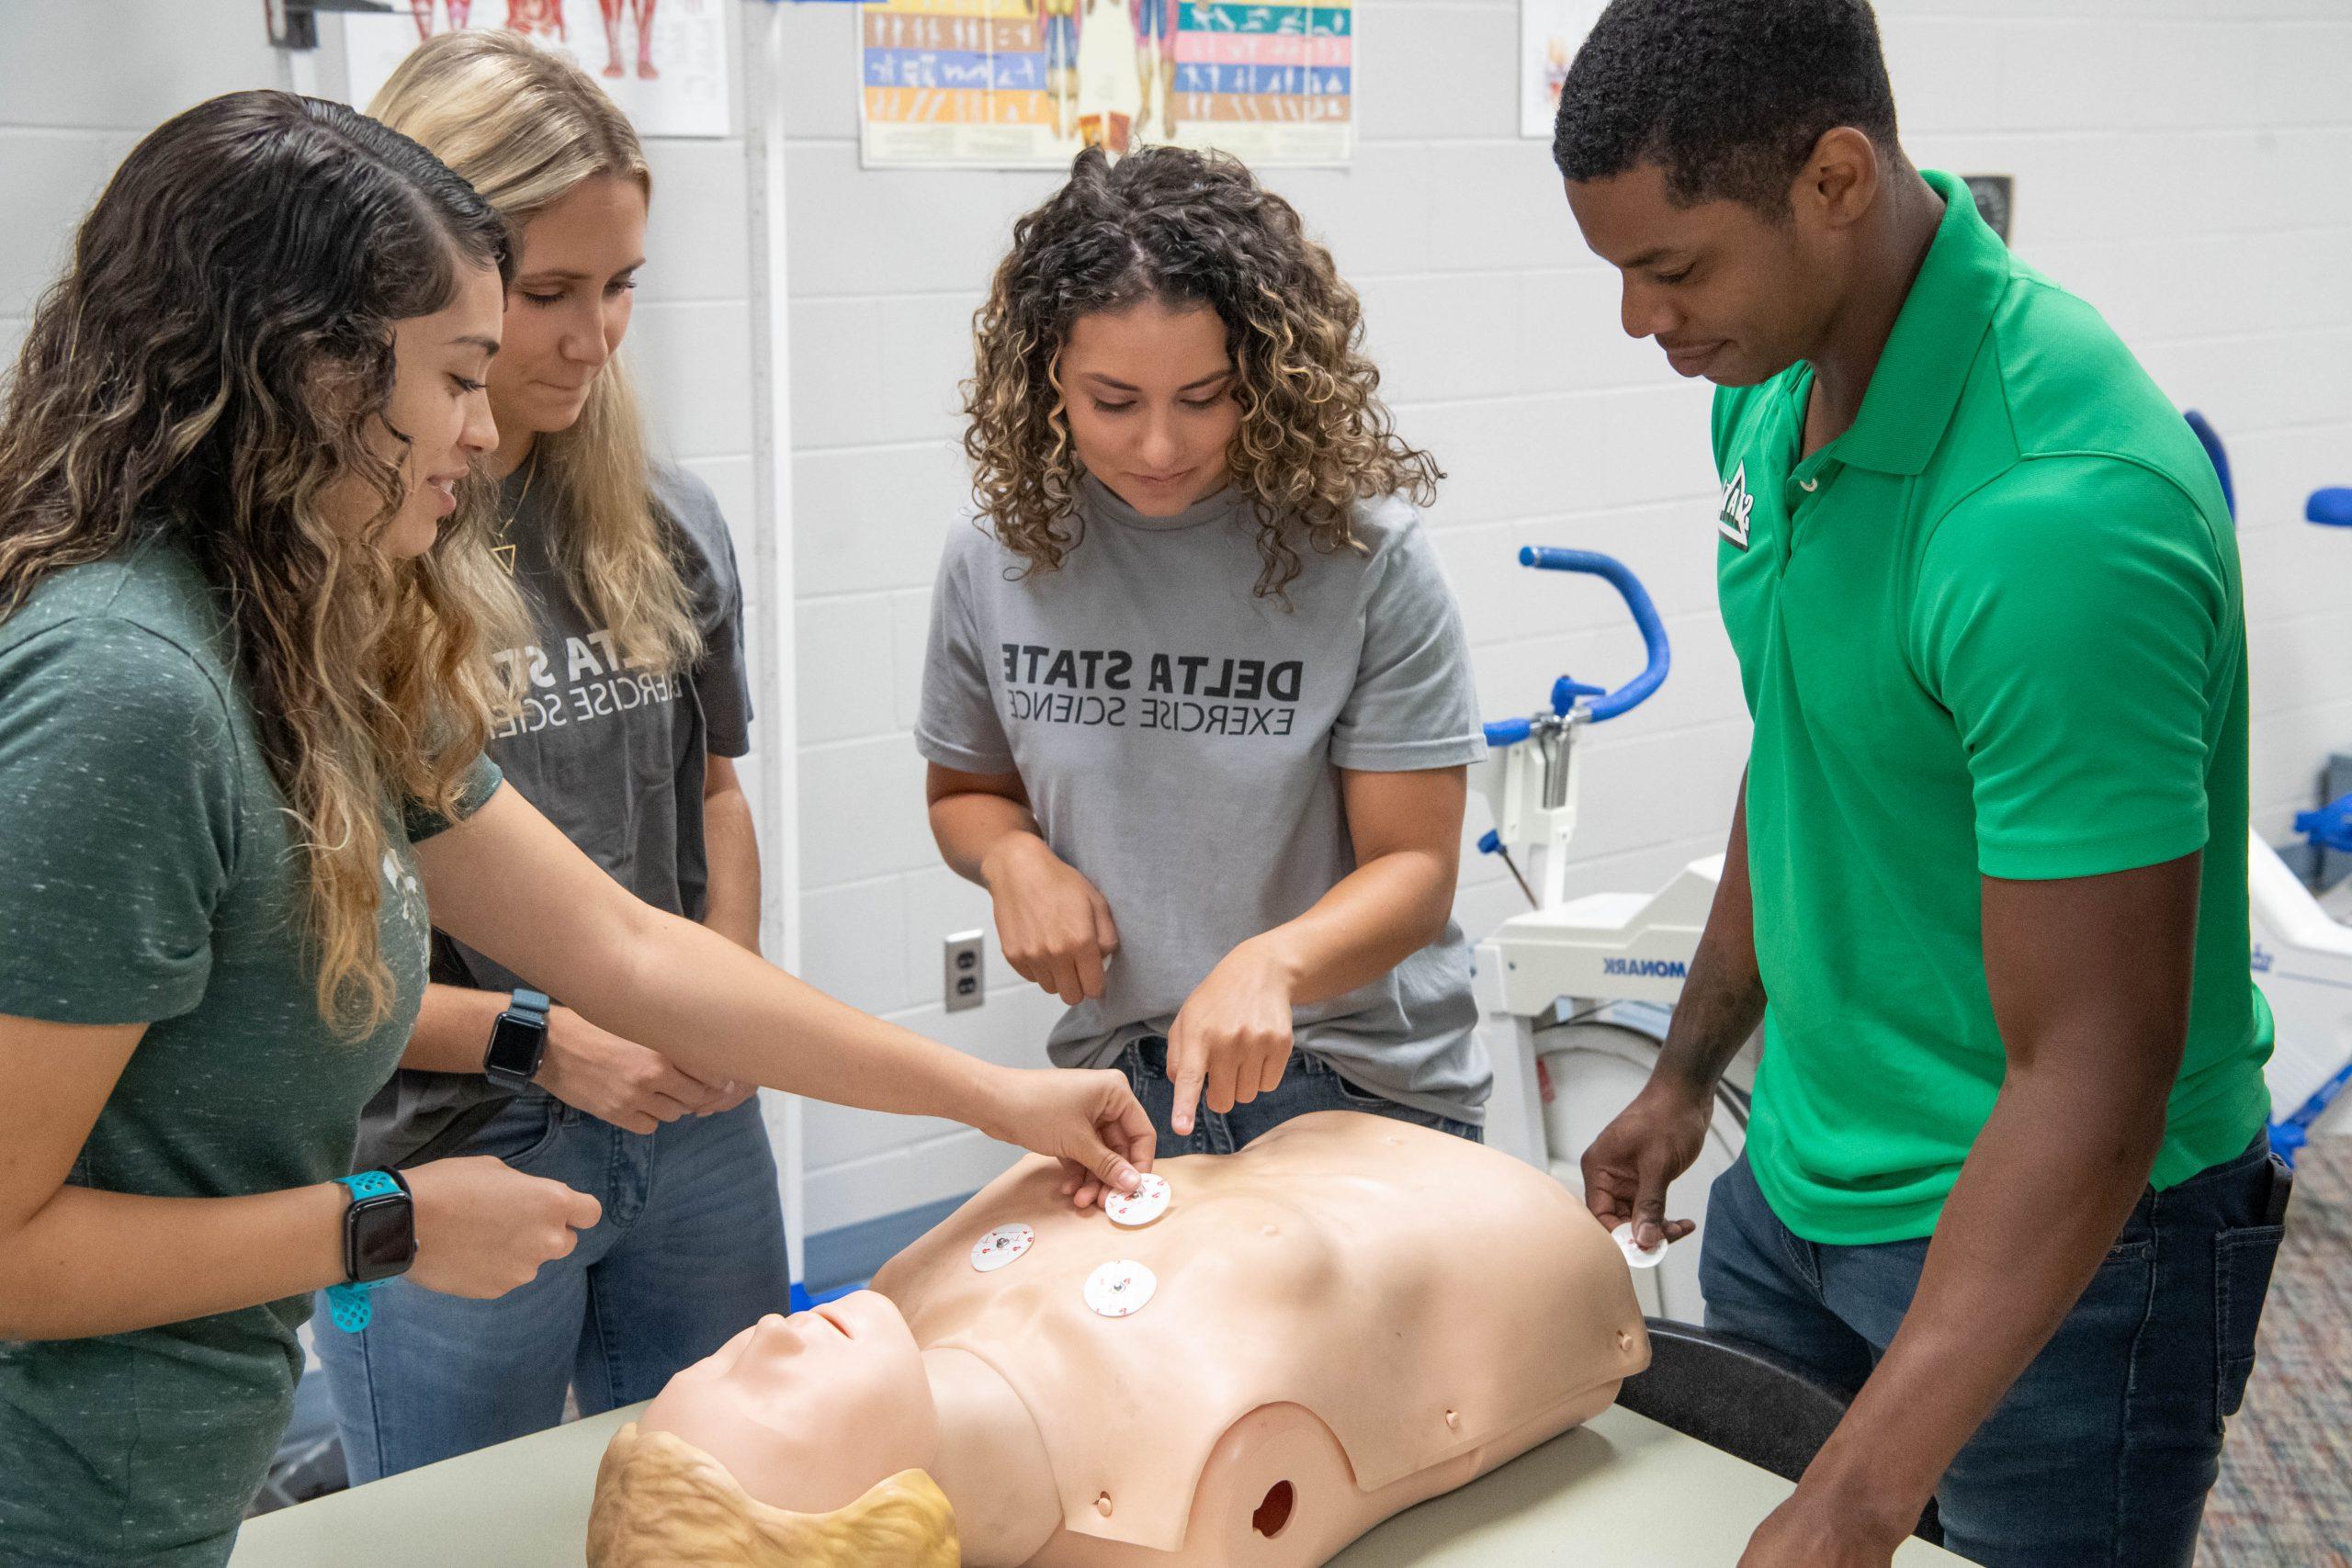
[348, 1194, 416, 1282]
[487, 1013, 546, 1078]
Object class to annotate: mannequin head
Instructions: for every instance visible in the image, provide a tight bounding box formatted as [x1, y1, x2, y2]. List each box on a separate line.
[586, 1424, 955, 1568]
[638, 1293, 937, 1517]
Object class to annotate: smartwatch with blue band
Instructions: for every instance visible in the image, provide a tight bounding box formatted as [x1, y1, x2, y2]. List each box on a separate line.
[324, 1169, 415, 1333]
[484, 987, 552, 1094]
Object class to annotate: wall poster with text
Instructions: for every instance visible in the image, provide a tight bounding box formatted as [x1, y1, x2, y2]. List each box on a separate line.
[860, 0, 1353, 169]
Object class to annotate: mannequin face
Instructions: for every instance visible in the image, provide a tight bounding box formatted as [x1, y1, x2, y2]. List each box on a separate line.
[640, 1292, 937, 1517]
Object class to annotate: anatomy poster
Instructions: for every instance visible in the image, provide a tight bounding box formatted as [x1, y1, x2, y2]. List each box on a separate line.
[1519, 0, 1601, 141]
[343, 0, 732, 139]
[860, 0, 1353, 169]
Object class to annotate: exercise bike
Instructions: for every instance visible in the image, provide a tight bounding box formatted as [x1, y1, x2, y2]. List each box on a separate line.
[1469, 547, 1750, 1322]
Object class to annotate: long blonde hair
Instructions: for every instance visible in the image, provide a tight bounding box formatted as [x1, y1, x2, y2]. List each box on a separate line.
[0, 93, 526, 1032]
[369, 30, 700, 672]
[587, 1426, 959, 1568]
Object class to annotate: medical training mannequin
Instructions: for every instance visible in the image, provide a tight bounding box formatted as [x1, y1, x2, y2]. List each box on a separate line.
[587, 1111, 1648, 1566]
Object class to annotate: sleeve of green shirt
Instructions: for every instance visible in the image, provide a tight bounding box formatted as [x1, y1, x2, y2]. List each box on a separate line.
[1910, 457, 2226, 882]
[402, 752, 504, 843]
[0, 618, 241, 1025]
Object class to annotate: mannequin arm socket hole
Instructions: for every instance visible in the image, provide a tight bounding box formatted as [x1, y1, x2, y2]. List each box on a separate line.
[1252, 1481, 1296, 1539]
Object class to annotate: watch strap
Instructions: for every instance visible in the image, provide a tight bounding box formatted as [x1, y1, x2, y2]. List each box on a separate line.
[485, 989, 553, 1092]
[325, 1170, 407, 1334]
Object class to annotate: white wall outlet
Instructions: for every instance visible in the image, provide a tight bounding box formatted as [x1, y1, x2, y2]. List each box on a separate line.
[944, 931, 985, 1012]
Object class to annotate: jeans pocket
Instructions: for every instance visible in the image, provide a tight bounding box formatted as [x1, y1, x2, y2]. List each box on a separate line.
[1307, 1057, 1391, 1110]
[467, 1093, 562, 1168]
[2213, 1224, 2286, 1425]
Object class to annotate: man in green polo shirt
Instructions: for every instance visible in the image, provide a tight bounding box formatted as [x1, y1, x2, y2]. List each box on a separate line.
[1551, 3, 2289, 1565]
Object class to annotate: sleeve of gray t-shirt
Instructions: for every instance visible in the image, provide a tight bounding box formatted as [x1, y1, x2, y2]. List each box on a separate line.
[653, 464, 753, 759]
[1329, 513, 1489, 773]
[915, 523, 1017, 774]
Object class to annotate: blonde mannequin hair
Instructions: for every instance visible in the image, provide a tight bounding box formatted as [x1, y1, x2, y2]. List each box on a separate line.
[587, 1424, 959, 1568]
[368, 30, 701, 674]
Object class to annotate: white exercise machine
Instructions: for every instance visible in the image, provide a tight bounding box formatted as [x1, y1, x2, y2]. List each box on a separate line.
[1468, 547, 1749, 1323]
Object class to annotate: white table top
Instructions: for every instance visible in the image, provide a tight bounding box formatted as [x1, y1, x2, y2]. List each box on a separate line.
[233, 1402, 1965, 1566]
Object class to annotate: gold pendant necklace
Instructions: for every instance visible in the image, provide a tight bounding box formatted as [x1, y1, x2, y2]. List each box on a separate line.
[491, 449, 540, 577]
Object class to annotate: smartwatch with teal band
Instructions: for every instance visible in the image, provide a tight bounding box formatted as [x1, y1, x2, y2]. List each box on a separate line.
[324, 1169, 415, 1333]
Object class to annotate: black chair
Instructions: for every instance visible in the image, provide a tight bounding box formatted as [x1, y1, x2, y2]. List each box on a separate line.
[1618, 1317, 1945, 1547]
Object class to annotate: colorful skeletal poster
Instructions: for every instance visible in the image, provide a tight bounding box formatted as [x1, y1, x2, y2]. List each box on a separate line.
[1519, 0, 1602, 141]
[342, 0, 732, 139]
[860, 0, 1353, 169]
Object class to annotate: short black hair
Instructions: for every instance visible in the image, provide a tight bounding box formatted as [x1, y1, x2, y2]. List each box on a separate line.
[1553, 0, 1900, 210]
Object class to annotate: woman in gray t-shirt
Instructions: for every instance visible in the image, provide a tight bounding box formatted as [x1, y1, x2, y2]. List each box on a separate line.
[922, 147, 1495, 1190]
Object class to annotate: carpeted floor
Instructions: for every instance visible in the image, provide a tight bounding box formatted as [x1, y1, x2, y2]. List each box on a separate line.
[2198, 1136, 2352, 1568]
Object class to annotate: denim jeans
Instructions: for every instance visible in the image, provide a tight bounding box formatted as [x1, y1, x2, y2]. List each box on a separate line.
[1114, 1035, 1483, 1154]
[1698, 1134, 2290, 1567]
[313, 1092, 788, 1483]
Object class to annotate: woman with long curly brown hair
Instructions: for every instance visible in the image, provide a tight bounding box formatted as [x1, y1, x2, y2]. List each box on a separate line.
[315, 31, 794, 1486]
[0, 95, 1149, 1564]
[923, 146, 1493, 1182]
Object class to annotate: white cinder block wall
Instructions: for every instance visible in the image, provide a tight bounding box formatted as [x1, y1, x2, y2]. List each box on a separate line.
[775, 0, 2352, 1248]
[5, 1, 2351, 1263]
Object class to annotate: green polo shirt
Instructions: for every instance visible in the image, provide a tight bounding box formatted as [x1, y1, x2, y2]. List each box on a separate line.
[1713, 168, 2272, 1246]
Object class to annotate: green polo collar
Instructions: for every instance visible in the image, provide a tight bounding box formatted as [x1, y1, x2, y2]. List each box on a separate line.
[1824, 169, 2010, 478]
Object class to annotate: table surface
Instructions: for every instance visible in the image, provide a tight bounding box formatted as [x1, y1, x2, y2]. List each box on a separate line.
[232, 1401, 1966, 1566]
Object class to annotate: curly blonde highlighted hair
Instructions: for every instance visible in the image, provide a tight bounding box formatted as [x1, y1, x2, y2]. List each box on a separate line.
[587, 1425, 958, 1568]
[964, 145, 1441, 600]
[0, 92, 524, 1032]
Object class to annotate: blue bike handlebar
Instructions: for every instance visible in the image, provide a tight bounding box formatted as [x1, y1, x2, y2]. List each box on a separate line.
[1515, 547, 1672, 723]
[1482, 716, 1534, 748]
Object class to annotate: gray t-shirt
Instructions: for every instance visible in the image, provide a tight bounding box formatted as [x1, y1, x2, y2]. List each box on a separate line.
[356, 462, 752, 1168]
[917, 477, 1492, 1122]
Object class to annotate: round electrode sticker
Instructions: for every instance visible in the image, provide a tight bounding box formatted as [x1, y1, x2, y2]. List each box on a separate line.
[1084, 1260, 1158, 1318]
[1103, 1173, 1171, 1228]
[970, 1224, 1035, 1272]
[1611, 1222, 1668, 1269]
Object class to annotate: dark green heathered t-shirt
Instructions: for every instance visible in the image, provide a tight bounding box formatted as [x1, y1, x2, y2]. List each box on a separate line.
[0, 534, 500, 1566]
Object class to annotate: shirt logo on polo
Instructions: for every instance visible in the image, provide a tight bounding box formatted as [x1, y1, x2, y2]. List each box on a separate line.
[1718, 462, 1755, 551]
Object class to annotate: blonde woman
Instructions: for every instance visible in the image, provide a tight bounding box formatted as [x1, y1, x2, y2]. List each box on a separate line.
[313, 32, 771, 1482]
[922, 147, 1492, 1195]
[0, 93, 1148, 1565]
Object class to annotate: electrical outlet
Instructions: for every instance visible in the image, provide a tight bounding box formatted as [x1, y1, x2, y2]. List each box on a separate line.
[944, 931, 985, 1012]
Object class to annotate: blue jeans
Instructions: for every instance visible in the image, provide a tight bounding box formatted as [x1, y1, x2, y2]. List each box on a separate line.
[1114, 1035, 1482, 1154]
[314, 1092, 788, 1482]
[1699, 1136, 2290, 1567]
